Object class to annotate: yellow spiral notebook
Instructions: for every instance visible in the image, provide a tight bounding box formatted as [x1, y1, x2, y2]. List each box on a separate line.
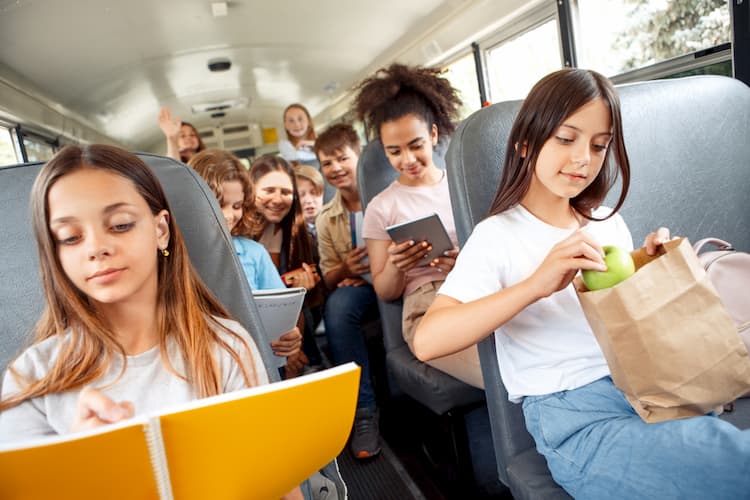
[0, 363, 360, 500]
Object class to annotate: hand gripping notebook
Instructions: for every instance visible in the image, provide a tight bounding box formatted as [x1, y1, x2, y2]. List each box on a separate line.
[386, 212, 454, 264]
[0, 363, 360, 500]
[252, 287, 306, 368]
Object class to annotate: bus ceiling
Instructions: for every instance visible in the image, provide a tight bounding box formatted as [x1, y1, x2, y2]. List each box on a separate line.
[0, 0, 746, 163]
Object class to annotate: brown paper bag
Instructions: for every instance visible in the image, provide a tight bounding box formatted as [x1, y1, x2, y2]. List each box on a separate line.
[575, 238, 750, 422]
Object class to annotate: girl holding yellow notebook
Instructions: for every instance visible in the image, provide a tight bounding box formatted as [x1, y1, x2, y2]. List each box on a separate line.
[0, 144, 302, 499]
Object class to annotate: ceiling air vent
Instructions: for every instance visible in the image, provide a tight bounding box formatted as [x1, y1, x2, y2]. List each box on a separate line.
[223, 125, 249, 134]
[191, 97, 249, 114]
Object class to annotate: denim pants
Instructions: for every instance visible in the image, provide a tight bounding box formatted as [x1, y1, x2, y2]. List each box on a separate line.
[324, 284, 379, 411]
[522, 377, 750, 500]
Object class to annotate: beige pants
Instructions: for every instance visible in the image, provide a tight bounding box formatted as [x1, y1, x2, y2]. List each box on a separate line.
[402, 280, 484, 389]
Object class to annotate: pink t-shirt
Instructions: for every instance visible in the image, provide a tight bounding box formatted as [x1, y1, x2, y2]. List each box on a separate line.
[362, 174, 458, 296]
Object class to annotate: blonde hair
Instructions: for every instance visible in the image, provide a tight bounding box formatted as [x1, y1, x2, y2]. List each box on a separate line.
[0, 145, 261, 412]
[294, 164, 324, 195]
[188, 148, 255, 236]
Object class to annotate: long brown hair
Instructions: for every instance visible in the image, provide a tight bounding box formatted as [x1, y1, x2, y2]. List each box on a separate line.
[487, 68, 630, 221]
[283, 103, 317, 145]
[353, 63, 462, 142]
[0, 145, 261, 412]
[247, 155, 315, 272]
[188, 148, 255, 237]
[180, 121, 206, 162]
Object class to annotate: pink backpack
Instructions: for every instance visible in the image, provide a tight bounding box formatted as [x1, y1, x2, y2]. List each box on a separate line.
[694, 238, 750, 400]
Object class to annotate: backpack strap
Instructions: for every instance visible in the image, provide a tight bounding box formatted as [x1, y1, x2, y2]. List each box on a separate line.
[693, 238, 734, 254]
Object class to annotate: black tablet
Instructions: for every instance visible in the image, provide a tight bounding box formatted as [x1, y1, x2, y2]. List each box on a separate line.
[386, 213, 454, 265]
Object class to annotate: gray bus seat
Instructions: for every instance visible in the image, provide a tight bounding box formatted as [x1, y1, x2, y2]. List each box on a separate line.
[0, 153, 345, 500]
[357, 139, 485, 414]
[0, 154, 277, 376]
[446, 75, 750, 499]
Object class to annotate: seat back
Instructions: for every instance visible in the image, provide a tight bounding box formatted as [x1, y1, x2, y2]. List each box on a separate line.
[0, 153, 351, 499]
[446, 75, 750, 496]
[357, 140, 402, 354]
[0, 153, 278, 380]
[357, 139, 484, 414]
[446, 99, 530, 489]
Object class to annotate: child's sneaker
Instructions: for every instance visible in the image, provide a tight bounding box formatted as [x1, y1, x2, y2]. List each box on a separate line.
[350, 407, 381, 459]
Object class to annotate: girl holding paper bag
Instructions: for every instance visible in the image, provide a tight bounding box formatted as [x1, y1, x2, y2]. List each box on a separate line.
[414, 68, 750, 499]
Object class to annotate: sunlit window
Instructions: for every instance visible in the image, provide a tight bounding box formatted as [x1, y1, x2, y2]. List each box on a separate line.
[485, 19, 562, 104]
[0, 127, 19, 167]
[23, 134, 56, 162]
[441, 52, 482, 120]
[576, 0, 731, 77]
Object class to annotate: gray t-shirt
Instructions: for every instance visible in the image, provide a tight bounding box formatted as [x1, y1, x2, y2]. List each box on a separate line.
[0, 317, 268, 442]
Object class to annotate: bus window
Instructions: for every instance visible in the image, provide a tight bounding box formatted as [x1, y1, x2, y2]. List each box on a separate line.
[576, 0, 731, 77]
[441, 52, 482, 119]
[485, 18, 561, 103]
[0, 126, 19, 167]
[21, 131, 56, 163]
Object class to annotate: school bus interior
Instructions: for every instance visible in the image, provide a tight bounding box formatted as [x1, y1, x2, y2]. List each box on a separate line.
[1, 0, 749, 498]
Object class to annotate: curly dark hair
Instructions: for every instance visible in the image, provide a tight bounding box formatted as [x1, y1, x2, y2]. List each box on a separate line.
[353, 63, 462, 140]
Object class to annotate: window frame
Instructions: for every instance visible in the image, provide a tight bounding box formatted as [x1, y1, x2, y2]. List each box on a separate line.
[17, 126, 59, 163]
[0, 122, 21, 167]
[439, 48, 484, 116]
[478, 4, 562, 104]
[568, 0, 734, 84]
[610, 43, 732, 84]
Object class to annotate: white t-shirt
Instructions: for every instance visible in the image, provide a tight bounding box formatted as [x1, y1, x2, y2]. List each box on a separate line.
[362, 174, 458, 296]
[0, 317, 268, 441]
[278, 139, 317, 163]
[438, 205, 633, 402]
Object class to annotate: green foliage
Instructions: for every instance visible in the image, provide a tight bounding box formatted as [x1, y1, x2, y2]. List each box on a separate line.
[614, 0, 730, 71]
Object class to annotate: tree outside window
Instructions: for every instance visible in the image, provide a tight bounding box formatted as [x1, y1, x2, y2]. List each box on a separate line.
[577, 0, 730, 76]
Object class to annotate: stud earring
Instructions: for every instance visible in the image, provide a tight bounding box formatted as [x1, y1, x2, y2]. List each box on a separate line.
[161, 248, 170, 257]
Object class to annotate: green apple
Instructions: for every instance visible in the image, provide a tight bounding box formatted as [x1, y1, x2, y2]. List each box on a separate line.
[581, 245, 635, 291]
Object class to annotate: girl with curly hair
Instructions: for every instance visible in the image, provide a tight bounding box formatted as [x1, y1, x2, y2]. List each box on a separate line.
[355, 63, 483, 389]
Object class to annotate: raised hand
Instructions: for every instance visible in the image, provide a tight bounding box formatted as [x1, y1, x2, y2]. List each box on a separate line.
[158, 107, 181, 140]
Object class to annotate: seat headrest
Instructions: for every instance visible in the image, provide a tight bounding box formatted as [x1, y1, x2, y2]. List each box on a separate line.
[448, 76, 750, 252]
[0, 154, 278, 379]
[357, 137, 449, 211]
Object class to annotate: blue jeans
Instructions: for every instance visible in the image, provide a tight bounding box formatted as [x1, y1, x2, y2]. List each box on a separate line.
[522, 377, 750, 500]
[324, 284, 379, 411]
